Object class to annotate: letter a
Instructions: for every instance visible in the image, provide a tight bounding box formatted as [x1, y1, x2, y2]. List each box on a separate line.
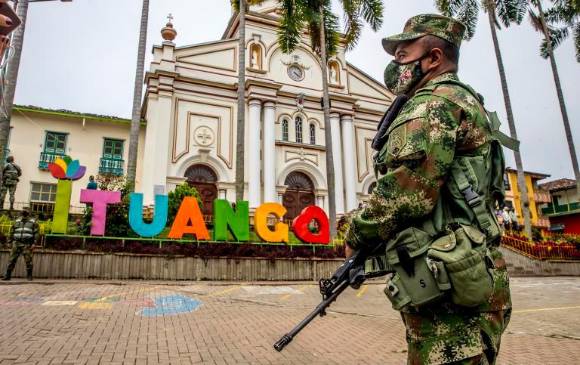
[168, 197, 210, 240]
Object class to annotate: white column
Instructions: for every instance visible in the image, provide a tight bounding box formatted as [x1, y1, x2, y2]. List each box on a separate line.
[329, 112, 345, 214]
[248, 99, 262, 208]
[142, 93, 172, 205]
[263, 102, 276, 203]
[341, 115, 358, 212]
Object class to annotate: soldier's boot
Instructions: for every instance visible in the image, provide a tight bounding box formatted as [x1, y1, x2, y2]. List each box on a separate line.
[26, 268, 33, 281]
[2, 269, 12, 281]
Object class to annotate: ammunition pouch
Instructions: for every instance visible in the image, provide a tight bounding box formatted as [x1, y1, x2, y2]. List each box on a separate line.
[382, 225, 494, 310]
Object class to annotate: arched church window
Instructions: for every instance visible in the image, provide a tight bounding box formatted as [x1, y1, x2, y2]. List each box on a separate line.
[282, 119, 289, 141]
[328, 60, 340, 85]
[309, 123, 316, 145]
[295, 117, 303, 143]
[249, 43, 262, 70]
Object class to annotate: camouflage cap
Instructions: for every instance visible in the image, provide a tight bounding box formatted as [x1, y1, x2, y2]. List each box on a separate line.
[382, 14, 466, 55]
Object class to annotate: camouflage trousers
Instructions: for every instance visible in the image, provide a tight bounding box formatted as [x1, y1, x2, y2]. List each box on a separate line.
[0, 184, 16, 207]
[402, 308, 512, 365]
[6, 242, 33, 272]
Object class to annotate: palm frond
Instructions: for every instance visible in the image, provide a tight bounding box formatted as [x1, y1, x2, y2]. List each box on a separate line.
[540, 26, 570, 57]
[277, 0, 305, 54]
[231, 0, 266, 12]
[528, 8, 544, 33]
[434, 0, 479, 39]
[495, 0, 527, 27]
[359, 0, 384, 31]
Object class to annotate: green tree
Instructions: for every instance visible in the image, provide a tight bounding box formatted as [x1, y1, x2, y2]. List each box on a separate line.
[435, 0, 534, 239]
[167, 183, 202, 223]
[277, 0, 384, 236]
[127, 0, 150, 188]
[528, 0, 580, 199]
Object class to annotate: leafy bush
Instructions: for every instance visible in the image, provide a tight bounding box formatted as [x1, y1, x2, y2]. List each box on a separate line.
[168, 183, 202, 223]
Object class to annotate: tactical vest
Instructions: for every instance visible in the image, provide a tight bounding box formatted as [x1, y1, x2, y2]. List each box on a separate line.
[12, 218, 37, 244]
[368, 79, 518, 310]
[3, 163, 20, 186]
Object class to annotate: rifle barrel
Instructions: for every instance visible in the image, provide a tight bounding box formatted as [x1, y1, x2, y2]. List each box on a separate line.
[273, 280, 349, 352]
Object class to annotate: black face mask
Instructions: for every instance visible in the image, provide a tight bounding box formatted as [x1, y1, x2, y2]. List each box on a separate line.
[384, 51, 430, 95]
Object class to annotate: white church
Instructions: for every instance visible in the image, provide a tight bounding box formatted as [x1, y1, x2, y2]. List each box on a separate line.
[8, 1, 393, 221]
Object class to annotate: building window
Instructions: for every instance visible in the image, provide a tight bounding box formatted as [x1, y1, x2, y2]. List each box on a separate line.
[295, 117, 303, 143]
[282, 119, 289, 141]
[328, 60, 341, 85]
[29, 182, 57, 217]
[309, 123, 316, 145]
[249, 43, 262, 70]
[503, 174, 511, 191]
[39, 131, 67, 169]
[100, 138, 124, 176]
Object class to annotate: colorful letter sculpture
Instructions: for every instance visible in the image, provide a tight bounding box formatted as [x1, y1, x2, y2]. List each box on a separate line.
[48, 156, 87, 234]
[80, 189, 121, 236]
[129, 193, 168, 238]
[254, 203, 289, 243]
[213, 200, 249, 242]
[291, 206, 330, 244]
[167, 197, 210, 240]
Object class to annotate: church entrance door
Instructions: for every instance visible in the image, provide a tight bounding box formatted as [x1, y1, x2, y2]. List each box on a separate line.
[282, 172, 316, 221]
[185, 164, 218, 216]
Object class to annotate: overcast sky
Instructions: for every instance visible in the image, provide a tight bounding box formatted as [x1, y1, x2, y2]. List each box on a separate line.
[14, 0, 580, 181]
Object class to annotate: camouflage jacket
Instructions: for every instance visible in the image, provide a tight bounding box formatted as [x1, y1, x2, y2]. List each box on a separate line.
[346, 72, 510, 307]
[346, 71, 512, 362]
[2, 162, 21, 186]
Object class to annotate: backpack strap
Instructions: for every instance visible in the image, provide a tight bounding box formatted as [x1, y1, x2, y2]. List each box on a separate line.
[450, 158, 493, 235]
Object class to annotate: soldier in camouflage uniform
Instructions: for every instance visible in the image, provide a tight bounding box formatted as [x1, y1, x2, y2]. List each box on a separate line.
[2, 207, 39, 281]
[345, 14, 512, 365]
[0, 156, 22, 211]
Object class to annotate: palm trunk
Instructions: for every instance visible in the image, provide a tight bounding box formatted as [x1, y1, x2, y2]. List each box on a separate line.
[127, 0, 149, 189]
[0, 0, 29, 182]
[235, 0, 246, 201]
[536, 0, 580, 199]
[487, 5, 532, 239]
[319, 5, 337, 237]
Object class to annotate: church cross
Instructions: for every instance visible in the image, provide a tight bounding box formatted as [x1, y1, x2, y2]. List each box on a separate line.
[167, 13, 174, 23]
[197, 128, 212, 145]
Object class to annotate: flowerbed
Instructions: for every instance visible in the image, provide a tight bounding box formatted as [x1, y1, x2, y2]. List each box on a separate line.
[501, 235, 580, 260]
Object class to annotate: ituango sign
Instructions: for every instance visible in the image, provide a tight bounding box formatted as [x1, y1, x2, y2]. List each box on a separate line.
[49, 157, 330, 244]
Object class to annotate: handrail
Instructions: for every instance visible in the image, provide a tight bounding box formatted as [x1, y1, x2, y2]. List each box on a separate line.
[501, 235, 579, 261]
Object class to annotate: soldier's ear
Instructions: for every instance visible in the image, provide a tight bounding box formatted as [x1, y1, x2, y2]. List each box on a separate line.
[425, 48, 443, 71]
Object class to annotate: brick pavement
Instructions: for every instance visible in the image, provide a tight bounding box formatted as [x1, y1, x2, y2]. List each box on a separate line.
[0, 277, 579, 364]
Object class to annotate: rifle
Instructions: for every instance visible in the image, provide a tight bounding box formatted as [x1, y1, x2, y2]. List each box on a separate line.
[273, 245, 390, 352]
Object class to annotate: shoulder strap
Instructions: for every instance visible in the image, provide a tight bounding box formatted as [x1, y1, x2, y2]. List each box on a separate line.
[432, 79, 520, 152]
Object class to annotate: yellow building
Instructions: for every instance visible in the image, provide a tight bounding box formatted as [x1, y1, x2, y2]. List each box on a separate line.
[503, 168, 551, 229]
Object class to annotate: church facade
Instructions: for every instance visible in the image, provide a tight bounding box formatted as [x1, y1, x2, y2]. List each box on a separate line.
[141, 1, 392, 219]
[7, 1, 392, 220]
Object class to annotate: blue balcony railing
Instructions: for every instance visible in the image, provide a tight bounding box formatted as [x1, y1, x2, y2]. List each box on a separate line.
[38, 151, 65, 170]
[99, 158, 124, 176]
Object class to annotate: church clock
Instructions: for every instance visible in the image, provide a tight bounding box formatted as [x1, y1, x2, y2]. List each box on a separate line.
[288, 65, 304, 81]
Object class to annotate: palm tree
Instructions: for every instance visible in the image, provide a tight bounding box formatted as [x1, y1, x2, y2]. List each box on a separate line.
[540, 0, 579, 61]
[231, 0, 266, 201]
[0, 0, 29, 183]
[529, 0, 580, 199]
[277, 0, 384, 236]
[127, 0, 150, 189]
[436, 0, 534, 239]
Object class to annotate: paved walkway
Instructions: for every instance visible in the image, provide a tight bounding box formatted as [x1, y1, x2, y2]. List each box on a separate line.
[0, 277, 579, 364]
